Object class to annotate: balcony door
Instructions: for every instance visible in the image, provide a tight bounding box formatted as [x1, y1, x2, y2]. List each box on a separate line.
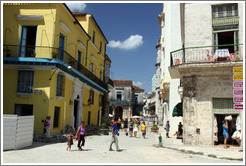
[19, 26, 37, 57]
[59, 33, 65, 60]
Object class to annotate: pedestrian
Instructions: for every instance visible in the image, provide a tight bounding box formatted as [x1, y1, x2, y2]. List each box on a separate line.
[45, 115, 52, 142]
[76, 121, 86, 151]
[178, 122, 183, 136]
[141, 121, 147, 139]
[121, 122, 124, 131]
[117, 117, 121, 131]
[129, 118, 133, 137]
[109, 119, 121, 152]
[133, 120, 139, 137]
[66, 132, 74, 151]
[222, 120, 229, 149]
[165, 120, 170, 138]
[124, 118, 128, 134]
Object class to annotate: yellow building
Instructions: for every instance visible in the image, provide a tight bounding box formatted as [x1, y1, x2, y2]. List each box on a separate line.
[3, 3, 108, 135]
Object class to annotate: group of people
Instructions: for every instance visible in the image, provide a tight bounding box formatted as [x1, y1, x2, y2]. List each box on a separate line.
[109, 117, 148, 152]
[44, 114, 235, 152]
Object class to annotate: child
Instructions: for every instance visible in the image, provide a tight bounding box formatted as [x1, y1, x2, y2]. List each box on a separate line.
[66, 132, 74, 151]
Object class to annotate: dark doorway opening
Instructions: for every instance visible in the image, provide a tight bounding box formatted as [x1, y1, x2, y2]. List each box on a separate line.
[115, 106, 123, 120]
[215, 114, 239, 145]
[218, 31, 234, 53]
[73, 100, 78, 130]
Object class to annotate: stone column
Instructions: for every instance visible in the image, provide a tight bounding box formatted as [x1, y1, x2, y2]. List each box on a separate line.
[183, 75, 198, 145]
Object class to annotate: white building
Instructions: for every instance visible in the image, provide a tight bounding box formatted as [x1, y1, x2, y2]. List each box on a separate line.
[168, 2, 244, 146]
[156, 3, 183, 134]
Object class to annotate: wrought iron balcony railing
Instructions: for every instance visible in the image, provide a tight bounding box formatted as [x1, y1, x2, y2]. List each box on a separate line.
[170, 44, 243, 66]
[3, 45, 107, 90]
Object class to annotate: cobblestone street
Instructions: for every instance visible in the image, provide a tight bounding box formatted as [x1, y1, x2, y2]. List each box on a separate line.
[3, 127, 242, 164]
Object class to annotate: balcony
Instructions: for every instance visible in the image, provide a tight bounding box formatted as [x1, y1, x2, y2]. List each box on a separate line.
[170, 44, 243, 66]
[212, 16, 239, 27]
[3, 45, 107, 90]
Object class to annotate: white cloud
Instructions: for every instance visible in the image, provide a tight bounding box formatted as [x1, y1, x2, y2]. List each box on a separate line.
[133, 81, 143, 87]
[108, 35, 143, 50]
[66, 3, 87, 12]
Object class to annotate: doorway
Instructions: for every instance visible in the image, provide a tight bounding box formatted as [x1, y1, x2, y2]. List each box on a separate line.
[215, 114, 239, 145]
[73, 100, 78, 130]
[115, 106, 123, 120]
[19, 26, 37, 57]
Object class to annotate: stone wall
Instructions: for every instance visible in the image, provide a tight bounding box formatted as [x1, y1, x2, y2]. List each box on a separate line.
[182, 65, 234, 145]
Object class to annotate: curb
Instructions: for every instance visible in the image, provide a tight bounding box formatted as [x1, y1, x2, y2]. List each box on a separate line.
[159, 145, 243, 161]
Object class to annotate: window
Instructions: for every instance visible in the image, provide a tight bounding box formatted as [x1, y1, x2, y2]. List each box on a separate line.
[92, 31, 95, 43]
[15, 104, 33, 116]
[99, 94, 102, 106]
[134, 95, 138, 103]
[212, 4, 238, 18]
[88, 111, 91, 125]
[100, 71, 102, 80]
[100, 41, 102, 52]
[89, 89, 94, 105]
[90, 63, 94, 73]
[78, 50, 82, 70]
[56, 74, 65, 96]
[53, 107, 60, 128]
[18, 70, 34, 93]
[117, 92, 122, 101]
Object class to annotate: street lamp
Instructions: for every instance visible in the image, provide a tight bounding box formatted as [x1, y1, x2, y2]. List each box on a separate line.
[49, 65, 72, 80]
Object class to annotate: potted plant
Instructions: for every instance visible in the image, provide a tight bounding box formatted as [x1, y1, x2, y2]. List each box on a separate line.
[151, 124, 159, 133]
[31, 50, 36, 57]
[4, 48, 11, 57]
[52, 52, 59, 59]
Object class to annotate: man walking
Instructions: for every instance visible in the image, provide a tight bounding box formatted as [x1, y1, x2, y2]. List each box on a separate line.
[109, 119, 122, 152]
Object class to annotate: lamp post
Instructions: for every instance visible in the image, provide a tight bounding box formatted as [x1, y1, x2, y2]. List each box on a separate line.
[49, 65, 72, 80]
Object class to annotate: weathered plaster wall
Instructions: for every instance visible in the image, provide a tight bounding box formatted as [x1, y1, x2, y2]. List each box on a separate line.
[182, 66, 234, 145]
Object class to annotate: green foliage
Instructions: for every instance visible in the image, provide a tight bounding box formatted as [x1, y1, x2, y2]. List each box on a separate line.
[152, 124, 158, 129]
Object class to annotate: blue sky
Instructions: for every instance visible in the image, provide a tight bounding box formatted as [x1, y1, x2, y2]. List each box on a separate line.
[66, 3, 162, 92]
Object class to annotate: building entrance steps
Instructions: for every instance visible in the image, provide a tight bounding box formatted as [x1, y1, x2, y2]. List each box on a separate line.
[155, 126, 243, 161]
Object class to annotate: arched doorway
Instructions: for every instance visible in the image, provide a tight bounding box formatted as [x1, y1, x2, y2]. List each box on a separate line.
[115, 106, 123, 120]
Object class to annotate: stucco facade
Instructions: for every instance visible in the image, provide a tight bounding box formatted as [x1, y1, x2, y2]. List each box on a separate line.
[3, 3, 109, 134]
[168, 2, 244, 145]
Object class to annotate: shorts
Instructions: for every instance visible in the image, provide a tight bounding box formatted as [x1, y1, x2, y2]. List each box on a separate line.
[133, 128, 138, 132]
[129, 128, 133, 131]
[223, 133, 228, 139]
[142, 132, 146, 136]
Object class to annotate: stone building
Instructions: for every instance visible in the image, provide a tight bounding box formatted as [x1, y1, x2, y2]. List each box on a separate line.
[168, 3, 243, 146]
[108, 80, 144, 119]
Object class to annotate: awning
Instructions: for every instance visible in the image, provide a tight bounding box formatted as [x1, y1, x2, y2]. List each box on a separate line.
[172, 102, 183, 117]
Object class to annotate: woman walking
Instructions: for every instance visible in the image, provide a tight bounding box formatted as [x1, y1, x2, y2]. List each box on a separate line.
[133, 121, 139, 137]
[76, 121, 86, 151]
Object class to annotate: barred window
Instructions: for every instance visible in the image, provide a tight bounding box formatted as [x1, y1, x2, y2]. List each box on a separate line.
[212, 4, 238, 18]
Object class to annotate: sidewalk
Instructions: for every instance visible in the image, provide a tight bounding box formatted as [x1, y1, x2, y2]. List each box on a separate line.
[155, 127, 243, 161]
